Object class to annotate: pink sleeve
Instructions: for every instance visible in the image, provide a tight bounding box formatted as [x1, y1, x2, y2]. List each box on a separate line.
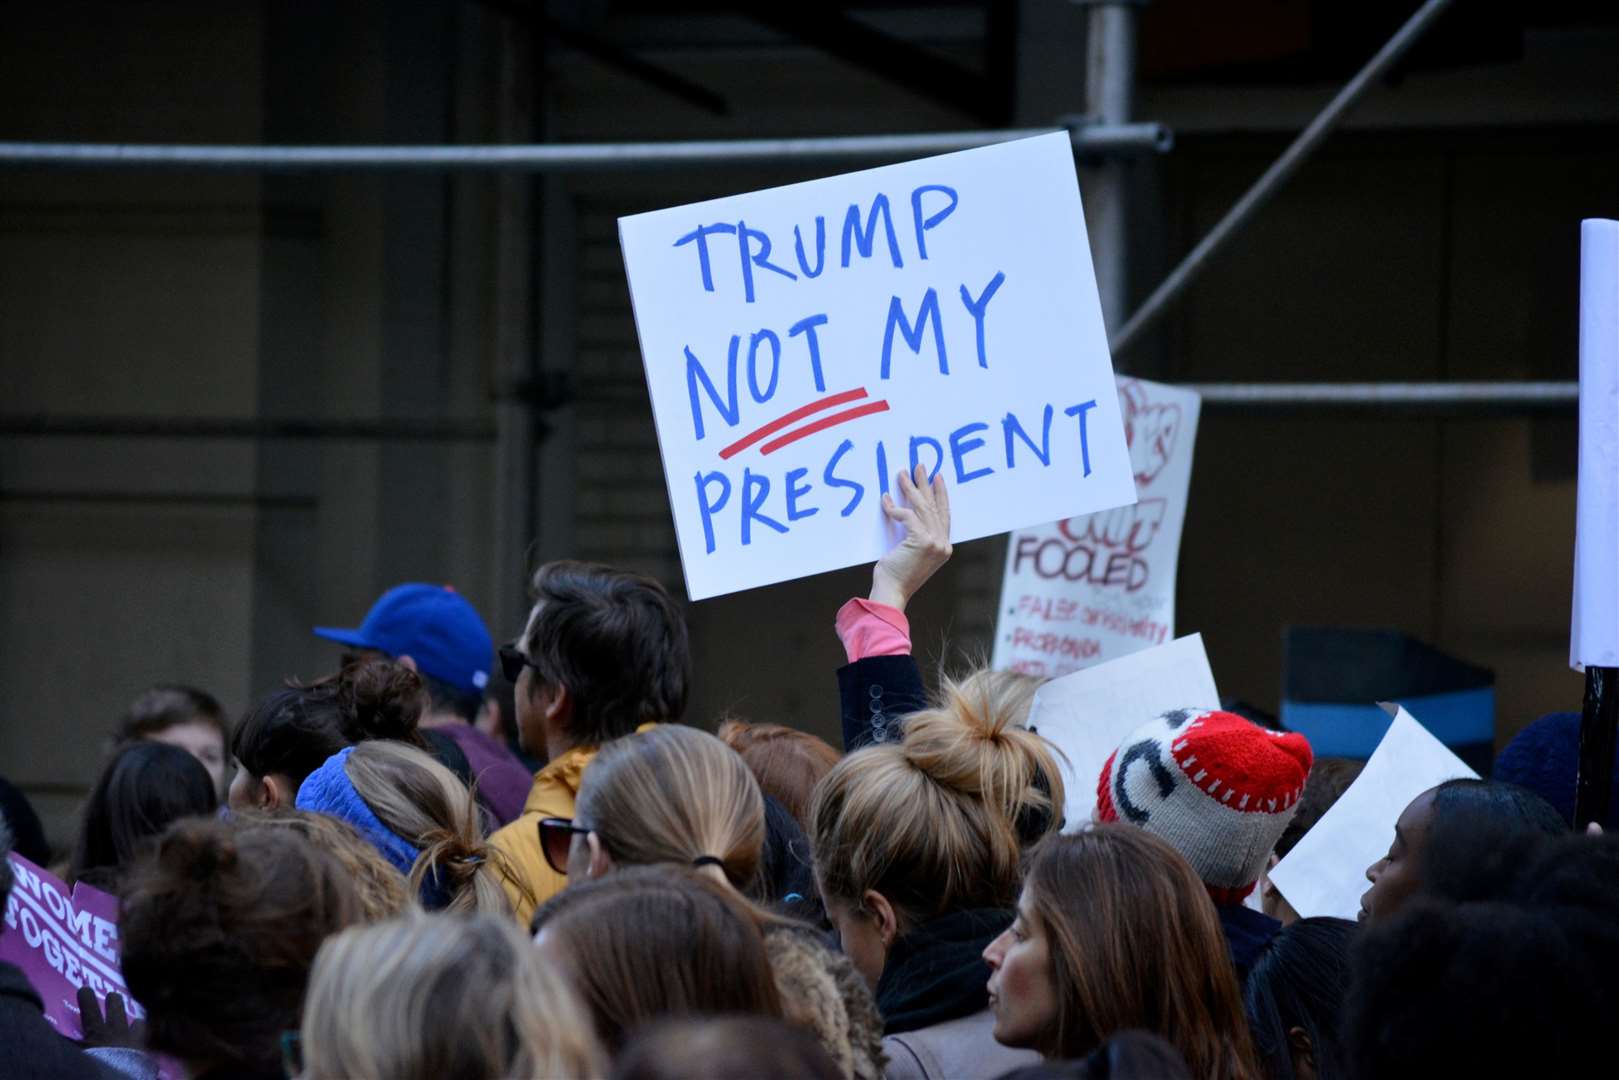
[835, 598, 912, 663]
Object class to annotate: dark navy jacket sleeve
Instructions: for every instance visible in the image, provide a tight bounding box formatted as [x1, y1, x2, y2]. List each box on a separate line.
[837, 654, 928, 752]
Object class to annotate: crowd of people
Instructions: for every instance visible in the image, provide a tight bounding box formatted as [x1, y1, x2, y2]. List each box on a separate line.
[3, 463, 1618, 1080]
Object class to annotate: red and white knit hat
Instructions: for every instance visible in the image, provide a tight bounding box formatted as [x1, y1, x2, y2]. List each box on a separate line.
[1095, 709, 1314, 904]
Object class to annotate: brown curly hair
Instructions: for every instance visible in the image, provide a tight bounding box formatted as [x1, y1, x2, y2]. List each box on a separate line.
[119, 817, 363, 1074]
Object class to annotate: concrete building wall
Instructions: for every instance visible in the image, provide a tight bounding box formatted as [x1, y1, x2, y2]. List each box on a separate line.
[0, 1, 522, 842]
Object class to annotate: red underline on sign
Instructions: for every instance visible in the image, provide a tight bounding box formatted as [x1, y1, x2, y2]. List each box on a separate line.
[718, 387, 870, 460]
[760, 400, 892, 456]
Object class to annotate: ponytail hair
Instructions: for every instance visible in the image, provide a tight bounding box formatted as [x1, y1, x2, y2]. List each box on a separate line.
[338, 741, 513, 914]
[576, 725, 765, 891]
[810, 677, 1064, 924]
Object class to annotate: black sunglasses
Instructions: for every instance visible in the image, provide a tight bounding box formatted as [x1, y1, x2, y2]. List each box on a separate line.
[499, 643, 542, 683]
[538, 816, 592, 876]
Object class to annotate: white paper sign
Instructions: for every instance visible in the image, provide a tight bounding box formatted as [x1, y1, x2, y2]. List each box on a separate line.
[992, 378, 1200, 675]
[1025, 633, 1219, 828]
[1268, 703, 1477, 920]
[619, 132, 1136, 600]
[1572, 218, 1619, 669]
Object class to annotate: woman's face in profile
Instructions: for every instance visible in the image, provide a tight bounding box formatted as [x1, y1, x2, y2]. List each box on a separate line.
[983, 887, 1058, 1051]
[1361, 787, 1438, 923]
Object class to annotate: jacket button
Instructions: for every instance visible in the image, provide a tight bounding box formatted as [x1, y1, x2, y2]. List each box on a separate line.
[869, 685, 883, 697]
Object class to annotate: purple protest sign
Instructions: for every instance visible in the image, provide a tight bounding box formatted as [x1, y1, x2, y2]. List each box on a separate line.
[1, 852, 142, 1038]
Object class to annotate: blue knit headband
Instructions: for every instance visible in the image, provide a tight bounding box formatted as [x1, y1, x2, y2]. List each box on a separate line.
[295, 747, 421, 879]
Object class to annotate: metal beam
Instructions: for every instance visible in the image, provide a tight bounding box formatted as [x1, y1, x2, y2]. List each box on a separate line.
[1083, 0, 1138, 333]
[0, 383, 1578, 442]
[1108, 0, 1456, 356]
[1184, 381, 1576, 415]
[0, 416, 499, 441]
[0, 125, 1172, 172]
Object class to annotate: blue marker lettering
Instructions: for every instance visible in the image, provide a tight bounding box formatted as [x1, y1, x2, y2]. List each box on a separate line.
[673, 223, 738, 294]
[910, 184, 958, 260]
[877, 441, 891, 500]
[880, 288, 948, 379]
[949, 421, 993, 484]
[685, 339, 740, 441]
[960, 271, 1006, 369]
[1065, 400, 1098, 477]
[823, 438, 864, 516]
[737, 220, 797, 304]
[741, 469, 788, 546]
[793, 217, 826, 278]
[1003, 404, 1055, 468]
[785, 467, 818, 522]
[694, 471, 732, 555]
[747, 330, 781, 404]
[788, 314, 829, 393]
[909, 435, 944, 482]
[841, 194, 903, 269]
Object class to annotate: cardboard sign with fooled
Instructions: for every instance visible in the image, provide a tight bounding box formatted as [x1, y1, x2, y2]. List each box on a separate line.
[1572, 218, 1619, 669]
[1, 852, 142, 1038]
[1024, 632, 1219, 828]
[1268, 703, 1478, 921]
[993, 377, 1200, 676]
[619, 132, 1136, 600]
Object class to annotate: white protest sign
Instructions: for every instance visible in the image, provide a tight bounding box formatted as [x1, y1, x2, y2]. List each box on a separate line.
[993, 377, 1200, 675]
[619, 132, 1136, 600]
[1025, 632, 1219, 828]
[1268, 703, 1477, 920]
[1572, 218, 1619, 669]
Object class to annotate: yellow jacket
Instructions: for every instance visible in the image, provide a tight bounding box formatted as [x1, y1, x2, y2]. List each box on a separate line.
[489, 723, 656, 927]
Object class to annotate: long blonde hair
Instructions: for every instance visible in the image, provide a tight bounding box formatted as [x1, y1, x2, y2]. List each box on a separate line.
[300, 910, 605, 1080]
[576, 725, 765, 891]
[810, 684, 1064, 924]
[341, 741, 514, 914]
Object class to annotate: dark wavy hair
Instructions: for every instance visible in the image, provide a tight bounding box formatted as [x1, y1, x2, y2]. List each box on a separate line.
[520, 561, 690, 746]
[1244, 917, 1355, 1080]
[1348, 832, 1619, 1079]
[1417, 779, 1569, 904]
[69, 742, 218, 893]
[119, 817, 362, 1074]
[230, 658, 426, 787]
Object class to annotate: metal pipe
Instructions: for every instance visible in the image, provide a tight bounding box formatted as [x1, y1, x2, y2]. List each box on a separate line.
[0, 416, 498, 441]
[1183, 381, 1577, 410]
[1082, 0, 1138, 332]
[1576, 665, 1618, 829]
[0, 383, 1578, 441]
[1108, 0, 1456, 355]
[0, 124, 1172, 173]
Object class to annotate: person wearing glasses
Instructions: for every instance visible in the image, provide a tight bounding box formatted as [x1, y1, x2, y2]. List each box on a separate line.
[312, 582, 532, 826]
[487, 560, 691, 926]
[534, 723, 888, 1080]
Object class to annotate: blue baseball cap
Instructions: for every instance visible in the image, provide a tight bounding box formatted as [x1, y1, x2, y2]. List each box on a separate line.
[314, 583, 493, 696]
